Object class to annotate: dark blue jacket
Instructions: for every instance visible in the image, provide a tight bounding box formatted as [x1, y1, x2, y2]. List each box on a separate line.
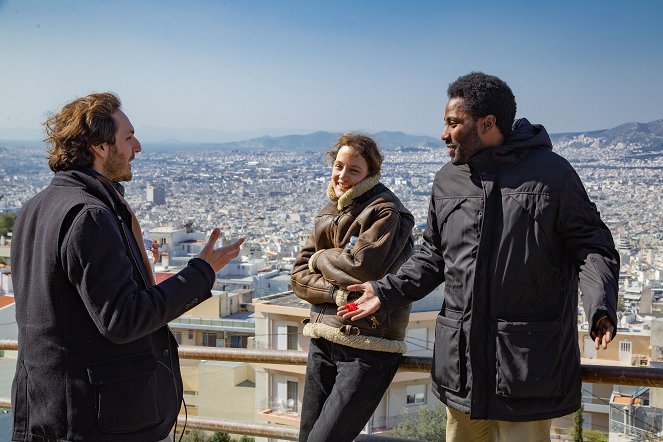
[11, 168, 214, 441]
[374, 119, 619, 421]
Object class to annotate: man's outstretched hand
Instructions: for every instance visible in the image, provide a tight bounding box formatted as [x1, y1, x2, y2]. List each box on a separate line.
[198, 228, 244, 272]
[337, 282, 382, 320]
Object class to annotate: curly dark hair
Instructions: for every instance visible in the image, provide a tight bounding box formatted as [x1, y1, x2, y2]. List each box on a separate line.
[447, 72, 517, 138]
[45, 92, 121, 172]
[324, 132, 383, 175]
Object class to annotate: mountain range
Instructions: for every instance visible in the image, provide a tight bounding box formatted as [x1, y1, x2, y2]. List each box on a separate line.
[184, 120, 663, 162]
[2, 120, 662, 160]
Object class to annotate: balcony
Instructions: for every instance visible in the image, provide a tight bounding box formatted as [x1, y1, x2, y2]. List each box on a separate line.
[169, 316, 255, 333]
[3, 340, 663, 440]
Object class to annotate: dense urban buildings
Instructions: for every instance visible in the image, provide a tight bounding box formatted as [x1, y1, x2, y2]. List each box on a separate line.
[0, 127, 662, 439]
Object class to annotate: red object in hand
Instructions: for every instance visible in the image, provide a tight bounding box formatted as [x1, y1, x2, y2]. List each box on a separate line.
[345, 302, 358, 312]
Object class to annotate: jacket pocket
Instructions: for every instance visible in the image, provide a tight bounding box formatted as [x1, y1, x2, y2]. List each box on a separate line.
[87, 352, 161, 433]
[495, 320, 563, 398]
[432, 315, 463, 393]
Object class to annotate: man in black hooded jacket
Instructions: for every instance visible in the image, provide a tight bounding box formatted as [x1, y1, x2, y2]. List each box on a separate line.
[10, 92, 244, 441]
[341, 72, 619, 441]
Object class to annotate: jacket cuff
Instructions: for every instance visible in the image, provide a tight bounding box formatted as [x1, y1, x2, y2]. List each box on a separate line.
[187, 257, 216, 288]
[334, 289, 349, 306]
[308, 249, 325, 273]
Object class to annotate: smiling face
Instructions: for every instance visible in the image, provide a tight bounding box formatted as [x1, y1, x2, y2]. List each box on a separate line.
[99, 110, 141, 182]
[441, 97, 485, 166]
[331, 145, 370, 198]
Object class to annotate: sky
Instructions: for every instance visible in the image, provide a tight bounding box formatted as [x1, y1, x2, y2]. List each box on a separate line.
[1, 0, 662, 143]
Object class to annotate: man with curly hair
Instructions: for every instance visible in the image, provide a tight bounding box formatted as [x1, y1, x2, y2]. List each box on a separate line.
[10, 92, 243, 441]
[341, 72, 619, 441]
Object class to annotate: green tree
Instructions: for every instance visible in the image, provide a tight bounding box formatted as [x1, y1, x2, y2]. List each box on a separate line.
[393, 405, 447, 442]
[182, 430, 208, 442]
[583, 429, 607, 442]
[572, 405, 584, 442]
[208, 432, 231, 442]
[0, 212, 16, 237]
[235, 437, 254, 442]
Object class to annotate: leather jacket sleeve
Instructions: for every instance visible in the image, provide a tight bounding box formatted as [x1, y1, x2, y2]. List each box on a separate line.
[290, 232, 335, 305]
[291, 203, 414, 305]
[314, 207, 411, 286]
[557, 168, 620, 335]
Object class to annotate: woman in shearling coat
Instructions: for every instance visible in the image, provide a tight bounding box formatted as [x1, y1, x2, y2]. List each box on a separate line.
[291, 133, 414, 442]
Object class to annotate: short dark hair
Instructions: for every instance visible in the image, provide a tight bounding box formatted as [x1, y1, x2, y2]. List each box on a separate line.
[45, 92, 121, 172]
[447, 72, 516, 138]
[324, 132, 383, 175]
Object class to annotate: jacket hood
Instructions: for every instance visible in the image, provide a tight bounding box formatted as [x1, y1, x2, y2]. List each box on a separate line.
[487, 118, 552, 165]
[506, 118, 552, 151]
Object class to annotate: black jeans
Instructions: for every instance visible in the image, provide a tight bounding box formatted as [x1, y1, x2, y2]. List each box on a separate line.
[299, 338, 402, 442]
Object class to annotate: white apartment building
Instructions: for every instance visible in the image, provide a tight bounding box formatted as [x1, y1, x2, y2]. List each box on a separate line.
[252, 289, 445, 441]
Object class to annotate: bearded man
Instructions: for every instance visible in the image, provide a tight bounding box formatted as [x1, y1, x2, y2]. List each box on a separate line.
[341, 73, 619, 442]
[10, 92, 243, 441]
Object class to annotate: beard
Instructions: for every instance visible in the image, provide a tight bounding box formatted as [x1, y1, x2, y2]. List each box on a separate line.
[102, 144, 132, 182]
[448, 125, 484, 166]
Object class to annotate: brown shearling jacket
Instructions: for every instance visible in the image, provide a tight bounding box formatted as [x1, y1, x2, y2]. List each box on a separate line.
[291, 175, 414, 353]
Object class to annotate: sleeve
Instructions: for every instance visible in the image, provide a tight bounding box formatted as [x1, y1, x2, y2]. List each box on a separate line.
[62, 207, 215, 344]
[557, 168, 620, 336]
[313, 206, 412, 286]
[290, 230, 335, 305]
[375, 193, 447, 311]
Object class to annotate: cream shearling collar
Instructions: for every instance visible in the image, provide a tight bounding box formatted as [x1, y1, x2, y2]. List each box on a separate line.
[327, 173, 381, 211]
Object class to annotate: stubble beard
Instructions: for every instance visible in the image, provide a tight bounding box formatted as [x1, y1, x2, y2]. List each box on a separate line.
[102, 144, 132, 182]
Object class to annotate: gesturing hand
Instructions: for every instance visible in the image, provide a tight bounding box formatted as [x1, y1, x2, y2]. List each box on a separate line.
[198, 228, 245, 272]
[337, 282, 382, 320]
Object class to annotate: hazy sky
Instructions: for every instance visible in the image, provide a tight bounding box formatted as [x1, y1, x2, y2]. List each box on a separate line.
[1, 0, 662, 142]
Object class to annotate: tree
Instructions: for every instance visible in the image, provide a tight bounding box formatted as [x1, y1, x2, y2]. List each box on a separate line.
[583, 429, 608, 442]
[0, 212, 16, 237]
[393, 405, 447, 442]
[208, 432, 231, 442]
[236, 437, 254, 442]
[182, 430, 208, 442]
[572, 405, 584, 442]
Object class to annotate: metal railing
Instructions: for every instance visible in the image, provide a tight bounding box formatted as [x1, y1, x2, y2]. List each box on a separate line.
[3, 339, 663, 440]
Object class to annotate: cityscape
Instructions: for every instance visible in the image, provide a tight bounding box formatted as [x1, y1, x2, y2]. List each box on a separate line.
[0, 121, 662, 441]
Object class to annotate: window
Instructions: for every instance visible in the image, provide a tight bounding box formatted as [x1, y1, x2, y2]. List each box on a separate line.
[406, 385, 426, 405]
[188, 329, 194, 340]
[231, 335, 246, 348]
[173, 331, 182, 345]
[275, 322, 298, 350]
[287, 325, 298, 350]
[202, 332, 217, 347]
[287, 380, 298, 412]
[619, 340, 633, 363]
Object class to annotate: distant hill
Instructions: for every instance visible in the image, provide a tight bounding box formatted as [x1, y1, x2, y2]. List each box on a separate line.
[2, 120, 662, 160]
[193, 130, 443, 152]
[551, 119, 663, 162]
[194, 120, 663, 159]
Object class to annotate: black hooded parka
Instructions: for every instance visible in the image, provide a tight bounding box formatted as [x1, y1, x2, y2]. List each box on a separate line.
[374, 119, 619, 421]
